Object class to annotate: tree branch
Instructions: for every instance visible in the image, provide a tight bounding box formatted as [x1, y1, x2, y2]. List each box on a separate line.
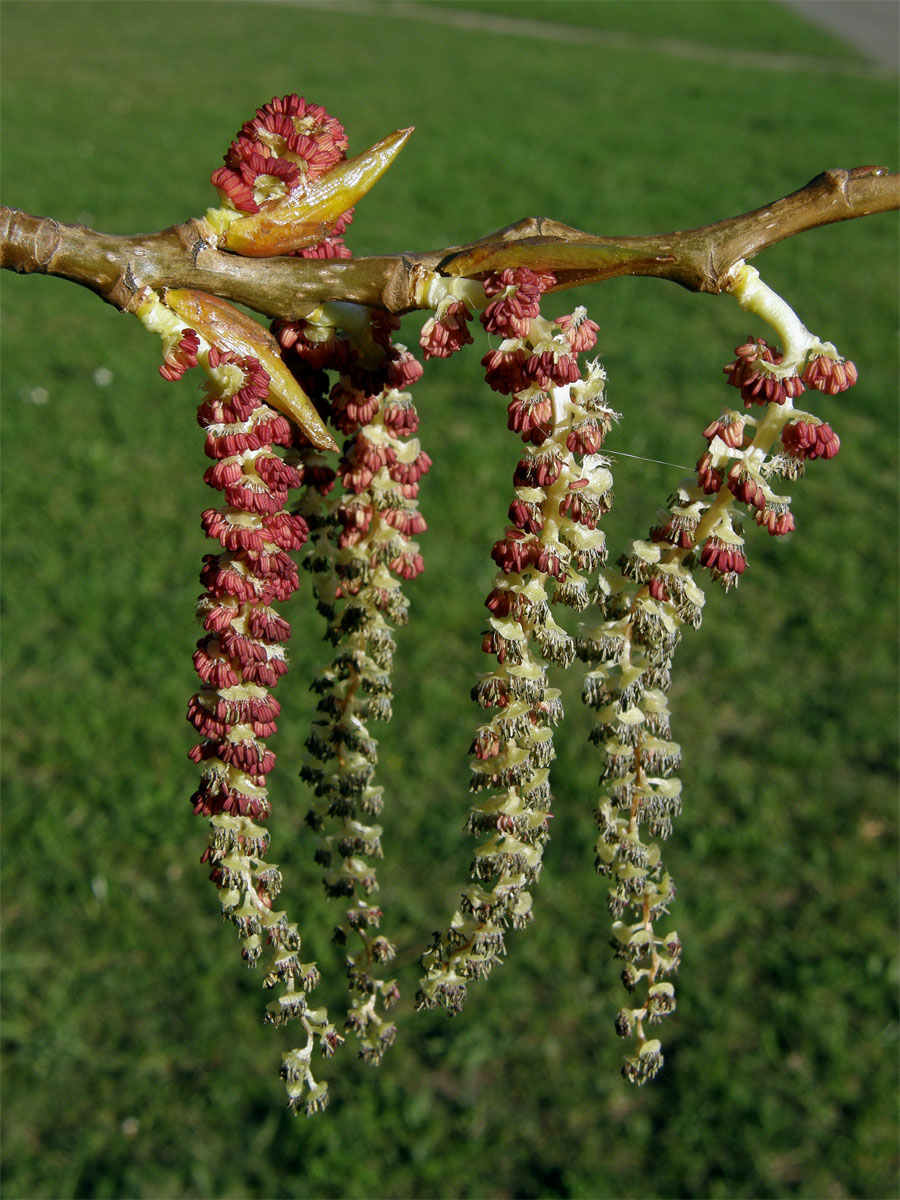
[1, 166, 896, 321]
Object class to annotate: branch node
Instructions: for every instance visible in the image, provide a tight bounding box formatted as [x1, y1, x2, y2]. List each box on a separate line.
[821, 168, 852, 204]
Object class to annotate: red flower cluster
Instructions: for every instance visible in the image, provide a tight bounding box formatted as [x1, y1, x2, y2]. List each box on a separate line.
[179, 350, 309, 823]
[755, 507, 795, 535]
[238, 94, 347, 169]
[699, 537, 747, 577]
[803, 355, 858, 394]
[481, 346, 528, 394]
[695, 450, 723, 494]
[481, 267, 556, 339]
[724, 337, 805, 407]
[725, 461, 766, 510]
[650, 517, 695, 550]
[555, 308, 600, 353]
[703, 413, 746, 448]
[507, 391, 552, 442]
[211, 93, 354, 258]
[159, 329, 200, 381]
[781, 418, 841, 460]
[420, 300, 475, 360]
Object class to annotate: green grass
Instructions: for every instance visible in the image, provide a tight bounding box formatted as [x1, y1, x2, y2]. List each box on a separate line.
[1, 2, 897, 1198]
[429, 0, 868, 60]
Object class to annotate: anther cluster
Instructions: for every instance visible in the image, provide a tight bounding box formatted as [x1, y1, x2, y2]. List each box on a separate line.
[275, 304, 428, 1063]
[581, 332, 856, 1081]
[417, 270, 616, 1014]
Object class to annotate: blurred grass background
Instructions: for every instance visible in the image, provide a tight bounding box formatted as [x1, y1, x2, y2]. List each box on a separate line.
[1, 2, 897, 1197]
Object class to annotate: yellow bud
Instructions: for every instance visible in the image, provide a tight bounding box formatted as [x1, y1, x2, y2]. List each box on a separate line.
[222, 128, 413, 257]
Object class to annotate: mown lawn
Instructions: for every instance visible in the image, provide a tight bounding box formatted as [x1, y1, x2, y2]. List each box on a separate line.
[1, 2, 897, 1198]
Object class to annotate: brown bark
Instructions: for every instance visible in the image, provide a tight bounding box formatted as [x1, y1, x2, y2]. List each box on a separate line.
[1, 166, 896, 321]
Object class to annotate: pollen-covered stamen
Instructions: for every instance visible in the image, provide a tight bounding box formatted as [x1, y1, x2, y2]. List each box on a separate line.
[803, 356, 858, 394]
[159, 328, 201, 381]
[297, 236, 354, 261]
[781, 417, 841, 460]
[381, 506, 427, 537]
[420, 299, 475, 360]
[524, 345, 580, 390]
[386, 441, 432, 487]
[699, 535, 747, 577]
[235, 144, 303, 188]
[556, 308, 600, 353]
[507, 390, 553, 442]
[384, 345, 424, 391]
[201, 408, 294, 460]
[509, 495, 544, 535]
[649, 516, 694, 549]
[703, 413, 746, 449]
[329, 380, 379, 433]
[725, 461, 766, 510]
[755, 506, 796, 536]
[240, 94, 349, 169]
[482, 345, 531, 395]
[204, 347, 272, 418]
[212, 149, 304, 214]
[513, 446, 563, 489]
[382, 394, 419, 436]
[210, 166, 261, 215]
[724, 340, 791, 407]
[275, 315, 353, 372]
[696, 451, 724, 495]
[566, 419, 607, 456]
[481, 267, 556, 339]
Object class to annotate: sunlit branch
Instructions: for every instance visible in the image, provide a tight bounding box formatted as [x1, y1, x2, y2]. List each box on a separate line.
[1, 166, 896, 322]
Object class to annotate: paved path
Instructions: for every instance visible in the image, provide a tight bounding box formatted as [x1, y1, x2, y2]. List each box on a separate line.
[328, 1, 894, 76]
[779, 0, 899, 71]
